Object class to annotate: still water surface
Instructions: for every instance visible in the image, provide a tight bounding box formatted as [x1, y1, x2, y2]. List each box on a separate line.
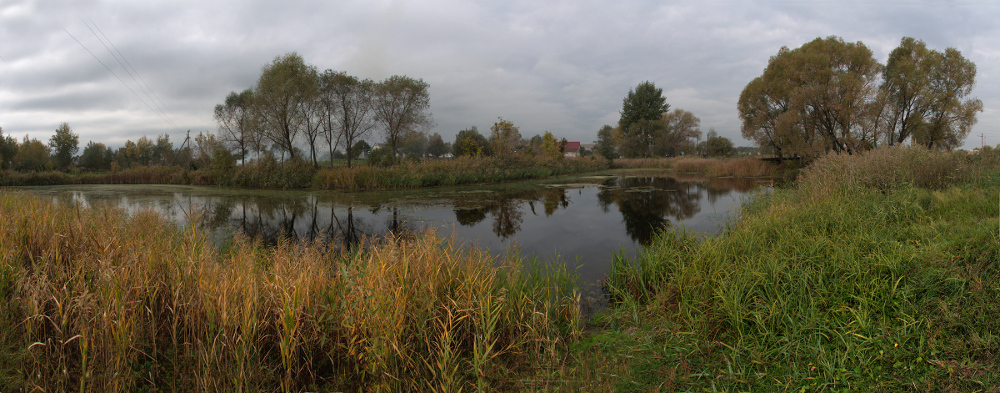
[23, 172, 769, 308]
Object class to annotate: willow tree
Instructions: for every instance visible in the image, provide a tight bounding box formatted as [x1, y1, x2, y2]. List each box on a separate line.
[214, 89, 255, 162]
[254, 52, 318, 161]
[320, 70, 377, 168]
[373, 75, 432, 165]
[654, 109, 702, 156]
[882, 37, 982, 149]
[739, 36, 882, 156]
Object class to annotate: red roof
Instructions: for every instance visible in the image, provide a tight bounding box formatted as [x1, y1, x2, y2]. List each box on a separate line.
[563, 141, 581, 153]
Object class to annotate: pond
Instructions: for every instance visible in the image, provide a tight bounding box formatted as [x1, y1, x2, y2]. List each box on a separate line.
[20, 171, 772, 310]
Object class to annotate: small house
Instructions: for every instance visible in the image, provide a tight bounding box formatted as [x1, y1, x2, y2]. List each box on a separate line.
[563, 141, 581, 157]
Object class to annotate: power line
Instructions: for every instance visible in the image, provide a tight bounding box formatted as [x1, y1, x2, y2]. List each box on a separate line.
[86, 19, 189, 132]
[64, 26, 187, 137]
[82, 20, 177, 130]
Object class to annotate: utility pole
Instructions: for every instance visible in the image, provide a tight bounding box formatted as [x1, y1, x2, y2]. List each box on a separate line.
[980, 133, 986, 149]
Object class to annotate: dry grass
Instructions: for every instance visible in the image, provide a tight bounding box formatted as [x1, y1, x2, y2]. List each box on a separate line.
[0, 191, 580, 391]
[313, 155, 608, 190]
[797, 146, 1000, 204]
[613, 156, 785, 178]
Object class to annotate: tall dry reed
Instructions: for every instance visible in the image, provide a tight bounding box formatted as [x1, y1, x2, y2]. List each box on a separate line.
[0, 191, 580, 391]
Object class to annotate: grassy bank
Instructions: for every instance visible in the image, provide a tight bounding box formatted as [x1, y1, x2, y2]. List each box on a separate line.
[0, 155, 609, 190]
[0, 191, 581, 392]
[546, 146, 1000, 391]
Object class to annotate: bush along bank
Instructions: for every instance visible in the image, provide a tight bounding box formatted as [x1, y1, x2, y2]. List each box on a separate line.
[0, 191, 582, 391]
[577, 146, 1000, 391]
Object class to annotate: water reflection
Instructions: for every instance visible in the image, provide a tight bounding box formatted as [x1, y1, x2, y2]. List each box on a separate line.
[25, 174, 770, 306]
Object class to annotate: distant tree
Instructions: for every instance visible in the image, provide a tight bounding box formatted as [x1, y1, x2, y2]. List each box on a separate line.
[254, 52, 318, 160]
[618, 81, 670, 157]
[620, 81, 670, 132]
[0, 127, 19, 170]
[15, 136, 51, 171]
[49, 122, 79, 170]
[134, 136, 155, 166]
[595, 124, 616, 160]
[214, 89, 255, 162]
[489, 117, 522, 160]
[426, 132, 449, 158]
[654, 109, 702, 156]
[349, 140, 371, 160]
[321, 70, 377, 168]
[373, 75, 433, 165]
[454, 126, 489, 157]
[703, 129, 735, 157]
[79, 141, 112, 170]
[400, 130, 428, 159]
[882, 37, 982, 150]
[154, 134, 174, 165]
[298, 71, 324, 168]
[527, 134, 543, 156]
[541, 131, 561, 159]
[193, 132, 227, 170]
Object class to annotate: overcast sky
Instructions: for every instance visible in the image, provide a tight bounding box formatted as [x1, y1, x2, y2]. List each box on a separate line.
[2, 0, 999, 151]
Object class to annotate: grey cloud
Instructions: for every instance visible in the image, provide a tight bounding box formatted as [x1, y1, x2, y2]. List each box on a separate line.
[1, 0, 998, 149]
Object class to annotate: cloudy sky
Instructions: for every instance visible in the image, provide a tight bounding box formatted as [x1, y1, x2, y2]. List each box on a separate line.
[1, 0, 998, 151]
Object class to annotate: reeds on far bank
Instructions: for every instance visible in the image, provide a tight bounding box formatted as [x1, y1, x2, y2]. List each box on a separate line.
[313, 155, 608, 190]
[612, 156, 786, 178]
[0, 191, 580, 392]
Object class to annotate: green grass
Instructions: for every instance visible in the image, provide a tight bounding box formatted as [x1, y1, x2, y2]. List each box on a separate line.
[538, 146, 1000, 391]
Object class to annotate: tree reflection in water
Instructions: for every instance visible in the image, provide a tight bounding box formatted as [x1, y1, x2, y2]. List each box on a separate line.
[46, 175, 762, 254]
[595, 176, 698, 245]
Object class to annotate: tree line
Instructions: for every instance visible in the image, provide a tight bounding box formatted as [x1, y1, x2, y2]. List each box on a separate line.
[739, 36, 982, 158]
[214, 52, 434, 169]
[591, 81, 726, 159]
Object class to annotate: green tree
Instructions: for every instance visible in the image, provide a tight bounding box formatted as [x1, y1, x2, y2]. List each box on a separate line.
[739, 36, 882, 156]
[619, 81, 670, 132]
[703, 129, 735, 157]
[618, 81, 670, 157]
[79, 141, 112, 170]
[349, 140, 371, 160]
[373, 75, 432, 165]
[454, 127, 489, 157]
[15, 136, 51, 171]
[426, 132, 448, 158]
[254, 52, 318, 160]
[49, 122, 79, 170]
[154, 134, 174, 165]
[489, 117, 522, 160]
[595, 125, 616, 160]
[882, 37, 982, 150]
[0, 127, 18, 170]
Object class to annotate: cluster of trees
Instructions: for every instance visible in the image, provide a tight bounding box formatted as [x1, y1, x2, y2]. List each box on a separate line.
[594, 81, 722, 159]
[214, 52, 434, 168]
[0, 123, 81, 172]
[451, 118, 575, 160]
[739, 36, 982, 157]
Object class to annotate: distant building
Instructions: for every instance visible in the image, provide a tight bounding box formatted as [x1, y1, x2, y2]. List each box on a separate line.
[563, 141, 581, 157]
